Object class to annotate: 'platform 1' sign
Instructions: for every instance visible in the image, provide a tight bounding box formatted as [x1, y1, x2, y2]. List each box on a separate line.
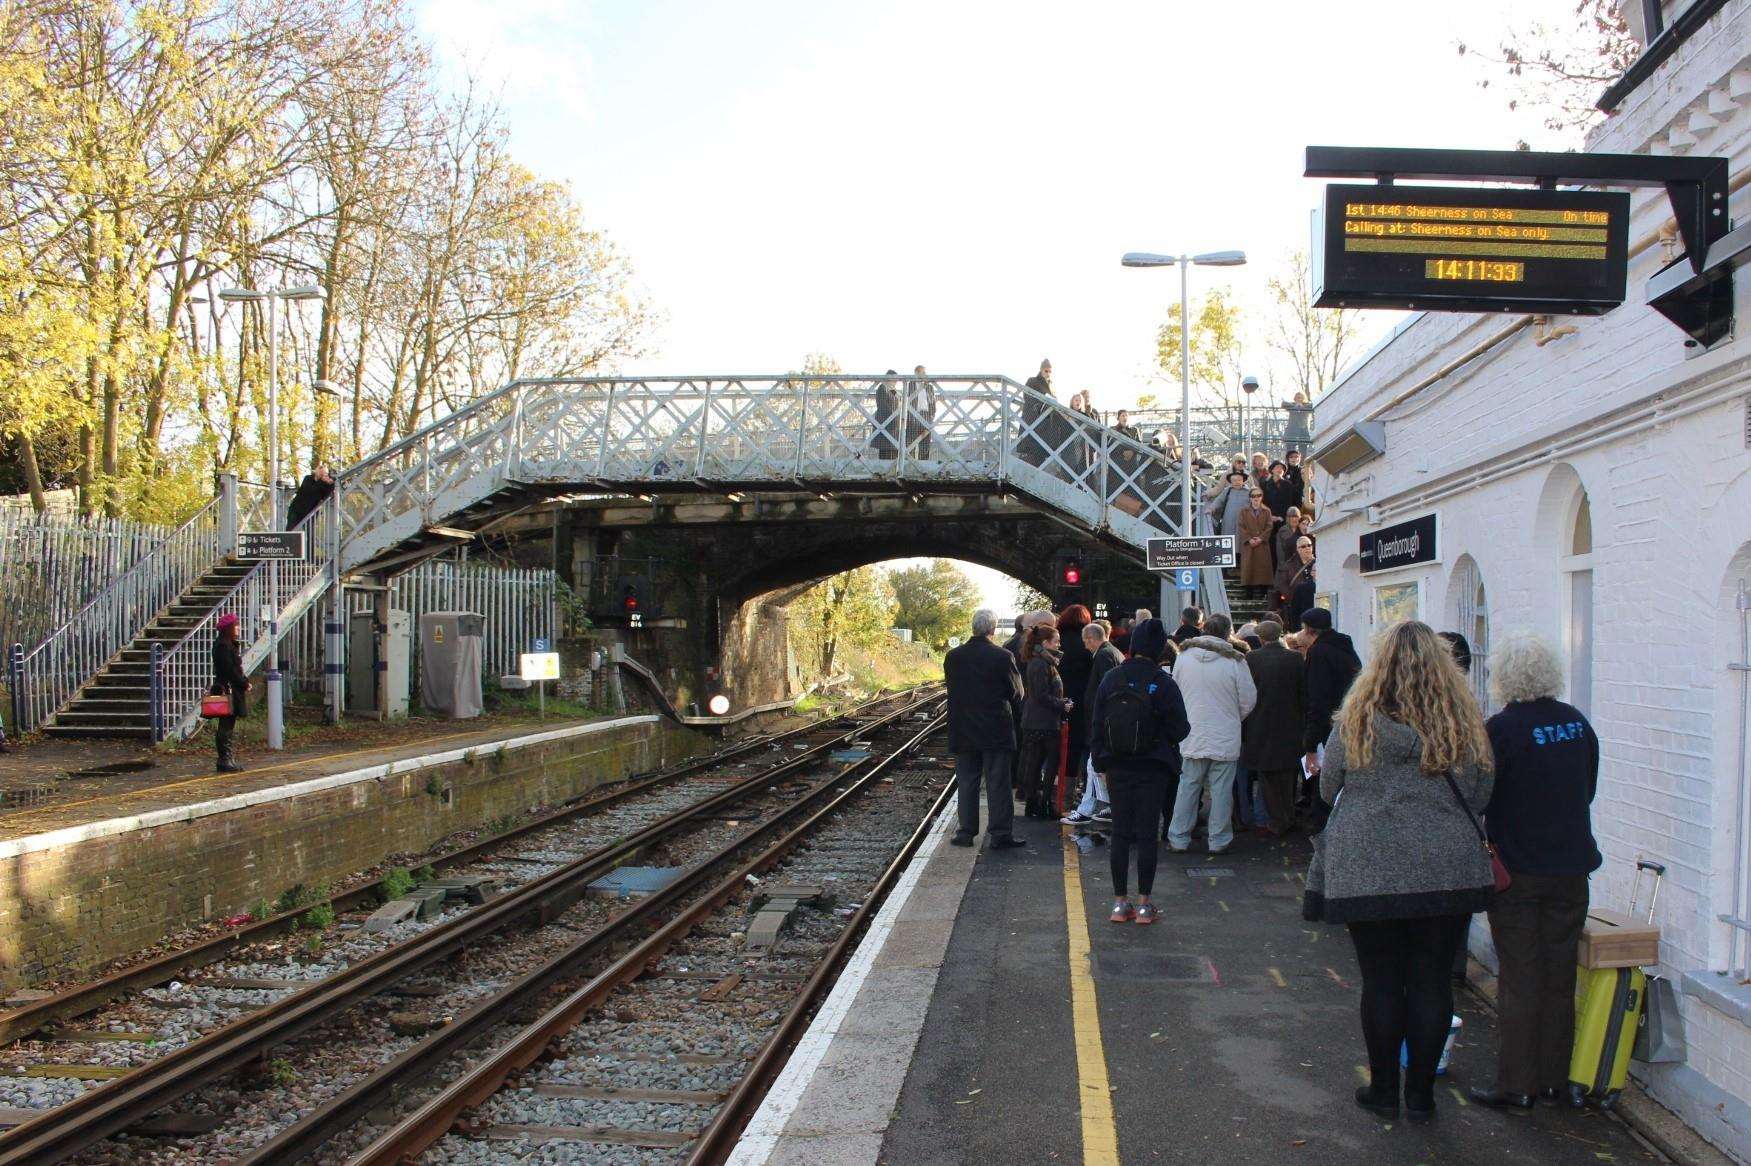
[237, 531, 306, 560]
[1146, 535, 1235, 571]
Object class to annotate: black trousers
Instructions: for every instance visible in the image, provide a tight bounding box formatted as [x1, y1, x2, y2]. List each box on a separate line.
[1347, 914, 1470, 1095]
[1108, 768, 1168, 896]
[214, 715, 237, 759]
[1487, 873, 1590, 1095]
[1017, 729, 1059, 811]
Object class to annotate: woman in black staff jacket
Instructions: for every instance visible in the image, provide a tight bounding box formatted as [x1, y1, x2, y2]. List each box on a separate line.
[1471, 632, 1601, 1112]
[211, 612, 250, 773]
[1303, 620, 1494, 1124]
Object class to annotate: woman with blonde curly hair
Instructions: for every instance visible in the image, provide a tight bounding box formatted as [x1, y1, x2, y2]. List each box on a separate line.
[1303, 620, 1495, 1124]
[1470, 632, 1600, 1112]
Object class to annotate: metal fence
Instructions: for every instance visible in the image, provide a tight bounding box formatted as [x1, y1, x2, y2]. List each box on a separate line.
[0, 511, 176, 655]
[1122, 403, 1313, 465]
[282, 558, 559, 691]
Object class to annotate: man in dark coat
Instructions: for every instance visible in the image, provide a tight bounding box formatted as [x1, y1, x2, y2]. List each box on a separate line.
[1301, 606, 1361, 773]
[1241, 620, 1307, 835]
[285, 464, 335, 529]
[1020, 358, 1053, 465]
[1171, 606, 1203, 645]
[943, 608, 1026, 848]
[872, 370, 899, 460]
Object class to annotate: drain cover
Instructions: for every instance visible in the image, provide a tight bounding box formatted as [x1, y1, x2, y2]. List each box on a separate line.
[1093, 952, 1213, 982]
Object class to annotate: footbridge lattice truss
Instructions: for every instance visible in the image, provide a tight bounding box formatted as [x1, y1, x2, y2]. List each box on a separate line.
[153, 376, 1219, 738]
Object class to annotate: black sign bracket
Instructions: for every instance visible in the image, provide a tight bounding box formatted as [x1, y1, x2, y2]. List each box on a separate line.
[1306, 146, 1734, 347]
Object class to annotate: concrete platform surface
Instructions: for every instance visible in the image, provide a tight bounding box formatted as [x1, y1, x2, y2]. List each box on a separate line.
[868, 816, 1664, 1166]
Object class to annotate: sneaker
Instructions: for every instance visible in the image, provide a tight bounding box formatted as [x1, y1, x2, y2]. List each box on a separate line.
[1091, 806, 1113, 823]
[1109, 900, 1135, 923]
[1134, 903, 1160, 925]
[1061, 811, 1094, 825]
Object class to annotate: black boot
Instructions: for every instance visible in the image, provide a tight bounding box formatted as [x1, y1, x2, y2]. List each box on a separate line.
[1404, 1073, 1437, 1122]
[217, 748, 243, 774]
[1354, 1084, 1399, 1120]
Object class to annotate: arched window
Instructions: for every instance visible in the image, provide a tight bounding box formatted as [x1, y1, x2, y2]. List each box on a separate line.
[1451, 557, 1490, 712]
[1562, 494, 1595, 716]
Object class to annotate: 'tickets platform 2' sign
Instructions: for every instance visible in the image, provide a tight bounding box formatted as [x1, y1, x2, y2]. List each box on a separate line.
[1359, 514, 1439, 574]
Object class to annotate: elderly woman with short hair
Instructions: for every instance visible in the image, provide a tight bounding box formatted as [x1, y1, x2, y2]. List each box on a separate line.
[1470, 632, 1601, 1112]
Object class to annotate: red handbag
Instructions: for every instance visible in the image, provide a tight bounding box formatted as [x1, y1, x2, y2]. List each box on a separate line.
[200, 693, 233, 719]
[1444, 771, 1511, 892]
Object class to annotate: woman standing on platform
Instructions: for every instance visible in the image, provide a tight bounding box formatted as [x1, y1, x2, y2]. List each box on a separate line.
[1238, 488, 1276, 600]
[211, 613, 250, 774]
[1471, 633, 1600, 1111]
[1303, 620, 1494, 1124]
[1018, 624, 1073, 818]
[1056, 605, 1095, 789]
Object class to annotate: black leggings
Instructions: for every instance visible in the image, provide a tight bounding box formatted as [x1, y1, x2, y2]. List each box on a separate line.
[1347, 915, 1470, 1096]
[1107, 770, 1168, 896]
[1017, 730, 1060, 810]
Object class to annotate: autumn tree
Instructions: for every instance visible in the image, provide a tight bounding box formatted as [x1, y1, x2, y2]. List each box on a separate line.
[0, 0, 654, 519]
[1154, 287, 1249, 409]
[1265, 251, 1362, 404]
[1458, 0, 1639, 142]
[788, 567, 895, 677]
[888, 560, 982, 652]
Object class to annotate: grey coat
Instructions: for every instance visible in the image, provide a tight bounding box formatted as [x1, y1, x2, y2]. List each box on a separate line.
[1303, 715, 1495, 924]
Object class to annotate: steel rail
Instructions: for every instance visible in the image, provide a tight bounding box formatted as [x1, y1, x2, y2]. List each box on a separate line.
[0, 692, 939, 1166]
[687, 765, 957, 1163]
[246, 703, 945, 1166]
[343, 709, 947, 1166]
[0, 687, 929, 1048]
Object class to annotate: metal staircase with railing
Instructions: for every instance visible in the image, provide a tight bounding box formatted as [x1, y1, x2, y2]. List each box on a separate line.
[14, 375, 1230, 742]
[42, 562, 255, 738]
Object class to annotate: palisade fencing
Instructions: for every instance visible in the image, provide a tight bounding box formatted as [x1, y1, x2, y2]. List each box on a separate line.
[282, 559, 558, 691]
[0, 511, 176, 657]
[6, 501, 222, 733]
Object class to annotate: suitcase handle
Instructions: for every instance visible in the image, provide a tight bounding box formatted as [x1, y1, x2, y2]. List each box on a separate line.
[1630, 860, 1666, 923]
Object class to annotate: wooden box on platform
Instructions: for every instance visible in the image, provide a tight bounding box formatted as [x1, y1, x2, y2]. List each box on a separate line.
[1579, 909, 1660, 970]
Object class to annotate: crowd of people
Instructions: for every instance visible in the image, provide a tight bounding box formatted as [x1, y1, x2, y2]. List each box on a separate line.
[943, 595, 1600, 1127]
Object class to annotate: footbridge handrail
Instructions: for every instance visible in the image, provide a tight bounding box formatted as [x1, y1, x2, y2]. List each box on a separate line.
[332, 375, 1205, 575]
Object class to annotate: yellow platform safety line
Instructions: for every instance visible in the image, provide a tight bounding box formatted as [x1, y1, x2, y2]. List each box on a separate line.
[1061, 836, 1121, 1166]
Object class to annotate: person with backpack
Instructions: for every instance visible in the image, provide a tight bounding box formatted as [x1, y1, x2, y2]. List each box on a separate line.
[1091, 618, 1190, 925]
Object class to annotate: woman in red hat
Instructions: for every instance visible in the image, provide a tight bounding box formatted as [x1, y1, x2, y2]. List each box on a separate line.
[212, 613, 250, 773]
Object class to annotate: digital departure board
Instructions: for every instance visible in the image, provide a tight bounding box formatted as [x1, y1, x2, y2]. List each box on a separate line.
[1313, 184, 1630, 314]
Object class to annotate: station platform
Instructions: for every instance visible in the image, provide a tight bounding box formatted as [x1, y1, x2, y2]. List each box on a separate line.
[736, 806, 1666, 1166]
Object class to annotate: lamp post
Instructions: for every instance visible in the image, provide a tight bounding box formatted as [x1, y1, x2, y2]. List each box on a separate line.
[217, 284, 327, 750]
[1121, 250, 1246, 613]
[1240, 373, 1260, 463]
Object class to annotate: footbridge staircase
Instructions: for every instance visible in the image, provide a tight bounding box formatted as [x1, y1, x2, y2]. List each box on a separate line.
[14, 376, 1226, 742]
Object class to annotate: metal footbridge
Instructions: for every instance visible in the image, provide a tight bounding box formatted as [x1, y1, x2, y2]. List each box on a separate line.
[13, 375, 1222, 740]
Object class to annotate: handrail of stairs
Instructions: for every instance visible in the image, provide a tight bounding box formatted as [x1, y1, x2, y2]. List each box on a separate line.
[152, 497, 336, 742]
[7, 493, 225, 735]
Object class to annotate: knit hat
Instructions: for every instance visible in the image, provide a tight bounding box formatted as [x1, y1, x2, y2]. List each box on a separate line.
[217, 613, 239, 631]
[1300, 607, 1332, 631]
[1128, 617, 1168, 661]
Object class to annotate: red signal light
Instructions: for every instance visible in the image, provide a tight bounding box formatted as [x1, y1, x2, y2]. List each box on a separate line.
[1063, 565, 1082, 586]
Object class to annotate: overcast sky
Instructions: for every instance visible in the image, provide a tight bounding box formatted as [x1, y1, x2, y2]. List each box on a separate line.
[415, 0, 1595, 609]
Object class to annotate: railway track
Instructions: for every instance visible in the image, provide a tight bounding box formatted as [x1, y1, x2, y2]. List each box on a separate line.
[0, 688, 942, 1165]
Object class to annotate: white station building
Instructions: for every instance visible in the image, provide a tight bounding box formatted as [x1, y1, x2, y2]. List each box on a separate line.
[1311, 0, 1751, 1156]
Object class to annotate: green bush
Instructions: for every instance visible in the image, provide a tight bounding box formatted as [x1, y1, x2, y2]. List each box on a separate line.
[302, 902, 336, 930]
[380, 867, 416, 901]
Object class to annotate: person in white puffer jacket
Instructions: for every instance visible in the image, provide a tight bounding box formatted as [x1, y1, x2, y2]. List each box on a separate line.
[1167, 611, 1258, 854]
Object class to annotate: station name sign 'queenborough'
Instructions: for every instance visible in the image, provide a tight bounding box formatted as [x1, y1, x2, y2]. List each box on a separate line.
[1358, 514, 1439, 575]
[1314, 184, 1630, 315]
